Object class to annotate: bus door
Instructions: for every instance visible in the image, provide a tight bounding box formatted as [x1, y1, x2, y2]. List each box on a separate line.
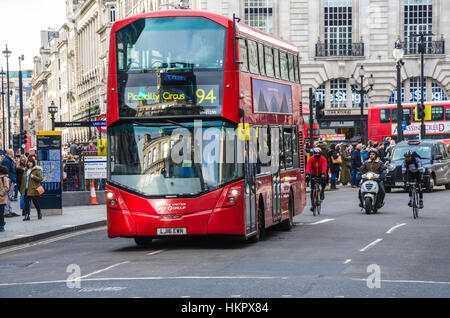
[244, 128, 257, 236]
[271, 127, 282, 222]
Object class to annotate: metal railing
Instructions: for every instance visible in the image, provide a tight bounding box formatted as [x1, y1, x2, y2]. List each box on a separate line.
[315, 41, 364, 57]
[399, 39, 445, 55]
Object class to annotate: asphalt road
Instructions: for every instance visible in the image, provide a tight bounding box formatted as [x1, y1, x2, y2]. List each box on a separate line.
[1, 185, 450, 299]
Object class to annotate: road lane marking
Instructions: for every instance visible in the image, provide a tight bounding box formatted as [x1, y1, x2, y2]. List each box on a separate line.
[386, 223, 407, 234]
[359, 238, 383, 252]
[147, 249, 167, 256]
[79, 261, 130, 280]
[0, 227, 106, 255]
[309, 218, 335, 225]
[351, 278, 450, 285]
[343, 259, 352, 264]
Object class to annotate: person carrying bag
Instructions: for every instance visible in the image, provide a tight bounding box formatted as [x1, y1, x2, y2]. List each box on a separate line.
[20, 158, 44, 221]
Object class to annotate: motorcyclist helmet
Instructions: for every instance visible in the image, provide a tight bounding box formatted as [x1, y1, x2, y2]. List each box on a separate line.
[368, 148, 379, 157]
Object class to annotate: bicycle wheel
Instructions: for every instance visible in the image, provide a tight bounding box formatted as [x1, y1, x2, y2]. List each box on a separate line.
[412, 187, 418, 219]
[312, 189, 318, 216]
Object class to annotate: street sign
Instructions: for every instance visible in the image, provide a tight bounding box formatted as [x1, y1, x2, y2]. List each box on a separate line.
[96, 115, 107, 133]
[402, 121, 406, 131]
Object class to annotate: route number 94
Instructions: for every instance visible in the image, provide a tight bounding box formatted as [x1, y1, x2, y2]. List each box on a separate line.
[196, 88, 217, 104]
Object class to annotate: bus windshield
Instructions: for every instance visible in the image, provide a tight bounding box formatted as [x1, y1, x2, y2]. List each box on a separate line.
[115, 17, 227, 118]
[108, 121, 244, 197]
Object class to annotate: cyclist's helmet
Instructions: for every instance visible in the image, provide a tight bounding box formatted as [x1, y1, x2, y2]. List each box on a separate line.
[404, 150, 414, 159]
[313, 148, 322, 154]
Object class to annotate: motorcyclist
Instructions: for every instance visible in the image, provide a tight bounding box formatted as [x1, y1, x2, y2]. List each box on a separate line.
[358, 148, 386, 209]
[306, 148, 328, 211]
[402, 150, 424, 209]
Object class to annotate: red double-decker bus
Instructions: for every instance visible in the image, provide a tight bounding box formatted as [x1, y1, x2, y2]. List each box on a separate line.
[302, 107, 320, 144]
[368, 101, 450, 144]
[105, 10, 306, 245]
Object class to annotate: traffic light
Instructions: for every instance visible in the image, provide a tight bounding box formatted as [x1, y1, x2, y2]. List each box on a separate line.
[416, 102, 425, 121]
[20, 130, 27, 150]
[13, 134, 20, 150]
[315, 100, 325, 120]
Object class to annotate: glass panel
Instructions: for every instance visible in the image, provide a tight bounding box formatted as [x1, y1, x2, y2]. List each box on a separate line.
[380, 109, 391, 124]
[258, 43, 266, 75]
[273, 49, 280, 78]
[446, 108, 450, 120]
[109, 121, 244, 196]
[280, 52, 289, 81]
[239, 39, 249, 72]
[248, 40, 259, 74]
[431, 106, 444, 121]
[244, 0, 274, 34]
[283, 128, 293, 169]
[288, 54, 294, 82]
[392, 144, 432, 160]
[264, 46, 274, 77]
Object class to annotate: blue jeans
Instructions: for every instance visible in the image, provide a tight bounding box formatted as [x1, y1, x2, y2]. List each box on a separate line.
[351, 168, 358, 186]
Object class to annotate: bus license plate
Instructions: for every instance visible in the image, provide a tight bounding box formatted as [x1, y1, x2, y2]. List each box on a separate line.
[157, 228, 187, 236]
[395, 182, 404, 186]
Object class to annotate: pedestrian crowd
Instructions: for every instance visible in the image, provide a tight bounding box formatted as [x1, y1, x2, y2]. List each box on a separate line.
[0, 149, 44, 232]
[305, 136, 397, 190]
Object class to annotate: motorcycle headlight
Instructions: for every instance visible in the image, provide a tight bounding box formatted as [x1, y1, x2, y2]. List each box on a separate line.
[367, 172, 374, 180]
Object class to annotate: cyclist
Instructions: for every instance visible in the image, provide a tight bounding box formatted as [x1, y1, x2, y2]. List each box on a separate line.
[306, 148, 328, 212]
[358, 148, 386, 209]
[402, 150, 424, 209]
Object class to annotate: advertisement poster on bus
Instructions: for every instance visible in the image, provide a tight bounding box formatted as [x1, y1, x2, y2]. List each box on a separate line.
[392, 122, 450, 136]
[252, 79, 293, 114]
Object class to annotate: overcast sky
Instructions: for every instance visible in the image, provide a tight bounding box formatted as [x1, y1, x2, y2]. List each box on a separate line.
[0, 0, 67, 71]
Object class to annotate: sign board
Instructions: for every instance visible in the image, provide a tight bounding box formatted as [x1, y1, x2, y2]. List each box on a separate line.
[84, 156, 107, 179]
[392, 122, 450, 136]
[36, 131, 62, 215]
[96, 115, 107, 133]
[97, 139, 107, 156]
[320, 134, 347, 141]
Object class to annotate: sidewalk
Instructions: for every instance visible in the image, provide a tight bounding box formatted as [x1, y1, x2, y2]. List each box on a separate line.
[0, 199, 106, 248]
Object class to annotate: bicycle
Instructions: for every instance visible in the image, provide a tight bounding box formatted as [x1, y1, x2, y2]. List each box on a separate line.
[407, 181, 422, 219]
[310, 176, 322, 216]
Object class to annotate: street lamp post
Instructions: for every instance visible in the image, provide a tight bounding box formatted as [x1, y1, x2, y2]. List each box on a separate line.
[2, 45, 11, 149]
[393, 40, 405, 143]
[18, 55, 24, 154]
[0, 68, 5, 150]
[350, 65, 374, 145]
[48, 101, 58, 131]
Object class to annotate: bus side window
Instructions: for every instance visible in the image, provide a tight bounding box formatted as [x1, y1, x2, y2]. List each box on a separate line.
[265, 46, 274, 77]
[431, 106, 444, 121]
[280, 52, 289, 81]
[446, 107, 450, 120]
[258, 43, 266, 76]
[239, 38, 249, 72]
[257, 126, 271, 175]
[294, 55, 300, 83]
[274, 49, 280, 79]
[288, 54, 295, 83]
[283, 127, 294, 169]
[380, 109, 391, 124]
[292, 126, 300, 169]
[248, 40, 259, 74]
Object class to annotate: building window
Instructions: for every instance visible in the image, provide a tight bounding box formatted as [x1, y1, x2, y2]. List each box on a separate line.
[244, 0, 273, 34]
[324, 0, 352, 56]
[330, 79, 347, 108]
[431, 81, 448, 101]
[409, 77, 426, 102]
[404, 0, 432, 54]
[110, 5, 116, 23]
[315, 84, 326, 105]
[389, 83, 405, 104]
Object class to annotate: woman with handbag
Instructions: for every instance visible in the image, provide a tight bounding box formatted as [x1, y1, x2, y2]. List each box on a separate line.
[20, 158, 43, 221]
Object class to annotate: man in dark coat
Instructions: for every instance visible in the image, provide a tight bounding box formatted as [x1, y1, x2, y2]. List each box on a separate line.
[351, 144, 363, 188]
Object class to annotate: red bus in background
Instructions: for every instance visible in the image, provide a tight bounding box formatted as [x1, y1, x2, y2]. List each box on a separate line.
[105, 10, 306, 245]
[302, 107, 320, 144]
[368, 101, 450, 144]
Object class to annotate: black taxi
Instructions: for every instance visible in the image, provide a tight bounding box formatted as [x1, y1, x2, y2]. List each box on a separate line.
[385, 140, 450, 192]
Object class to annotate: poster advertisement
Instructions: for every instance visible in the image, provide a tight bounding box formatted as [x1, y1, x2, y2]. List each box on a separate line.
[252, 78, 293, 115]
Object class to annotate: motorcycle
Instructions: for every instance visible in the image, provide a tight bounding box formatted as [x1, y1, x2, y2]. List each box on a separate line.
[360, 172, 384, 214]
